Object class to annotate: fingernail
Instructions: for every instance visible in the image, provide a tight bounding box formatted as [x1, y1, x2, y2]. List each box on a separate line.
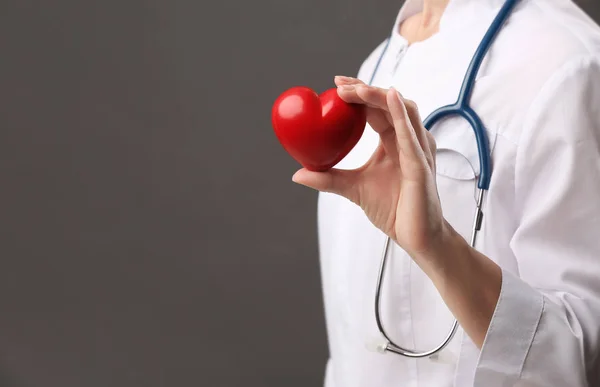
[335, 75, 353, 80]
[390, 87, 402, 102]
[292, 170, 302, 183]
[338, 84, 355, 91]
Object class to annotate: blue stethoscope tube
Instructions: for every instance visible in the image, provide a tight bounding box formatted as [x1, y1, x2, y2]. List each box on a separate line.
[370, 0, 521, 358]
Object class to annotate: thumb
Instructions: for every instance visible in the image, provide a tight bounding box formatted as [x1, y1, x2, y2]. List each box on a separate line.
[292, 168, 360, 203]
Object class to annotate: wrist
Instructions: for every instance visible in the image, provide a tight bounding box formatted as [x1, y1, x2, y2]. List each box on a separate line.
[409, 220, 502, 348]
[411, 220, 469, 278]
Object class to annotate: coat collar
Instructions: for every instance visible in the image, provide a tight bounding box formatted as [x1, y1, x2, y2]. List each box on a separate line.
[382, 0, 508, 180]
[390, 0, 508, 45]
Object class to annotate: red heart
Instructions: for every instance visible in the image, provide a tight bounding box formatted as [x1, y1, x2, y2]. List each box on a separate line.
[271, 87, 367, 171]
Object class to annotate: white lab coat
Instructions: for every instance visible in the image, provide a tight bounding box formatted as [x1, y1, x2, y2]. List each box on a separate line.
[317, 0, 600, 386]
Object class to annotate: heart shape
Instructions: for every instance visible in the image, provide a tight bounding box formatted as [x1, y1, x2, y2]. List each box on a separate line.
[271, 87, 367, 171]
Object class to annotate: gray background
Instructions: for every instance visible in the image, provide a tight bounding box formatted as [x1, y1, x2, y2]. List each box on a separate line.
[0, 1, 598, 386]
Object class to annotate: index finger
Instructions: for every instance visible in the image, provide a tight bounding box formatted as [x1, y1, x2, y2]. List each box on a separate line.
[334, 76, 365, 87]
[339, 85, 434, 166]
[337, 84, 388, 108]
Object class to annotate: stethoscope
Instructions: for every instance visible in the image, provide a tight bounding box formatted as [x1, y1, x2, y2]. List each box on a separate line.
[369, 0, 520, 359]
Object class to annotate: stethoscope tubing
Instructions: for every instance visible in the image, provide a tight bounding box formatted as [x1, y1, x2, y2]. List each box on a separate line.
[371, 0, 521, 358]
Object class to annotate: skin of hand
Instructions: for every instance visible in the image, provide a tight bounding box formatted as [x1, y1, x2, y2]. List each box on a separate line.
[292, 76, 502, 348]
[293, 77, 447, 262]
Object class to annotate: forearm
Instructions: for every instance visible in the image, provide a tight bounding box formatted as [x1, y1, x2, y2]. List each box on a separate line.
[412, 221, 502, 348]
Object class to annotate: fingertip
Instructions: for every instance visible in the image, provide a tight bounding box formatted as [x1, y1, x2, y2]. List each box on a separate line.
[386, 87, 394, 100]
[387, 87, 402, 110]
[292, 169, 306, 183]
[334, 75, 354, 85]
[336, 86, 356, 103]
[292, 168, 319, 188]
[334, 75, 350, 86]
[337, 84, 355, 92]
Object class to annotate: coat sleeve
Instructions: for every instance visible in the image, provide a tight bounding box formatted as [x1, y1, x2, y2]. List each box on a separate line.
[473, 55, 600, 386]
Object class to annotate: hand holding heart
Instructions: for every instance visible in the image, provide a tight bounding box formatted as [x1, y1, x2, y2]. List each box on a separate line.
[293, 77, 450, 261]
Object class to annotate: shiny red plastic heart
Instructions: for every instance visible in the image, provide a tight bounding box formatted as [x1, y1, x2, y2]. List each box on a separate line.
[271, 87, 367, 171]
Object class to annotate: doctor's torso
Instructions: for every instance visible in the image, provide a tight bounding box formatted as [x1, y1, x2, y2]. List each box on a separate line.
[317, 0, 600, 386]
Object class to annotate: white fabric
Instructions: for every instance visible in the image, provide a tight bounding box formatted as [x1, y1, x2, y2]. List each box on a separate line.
[318, 0, 600, 386]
